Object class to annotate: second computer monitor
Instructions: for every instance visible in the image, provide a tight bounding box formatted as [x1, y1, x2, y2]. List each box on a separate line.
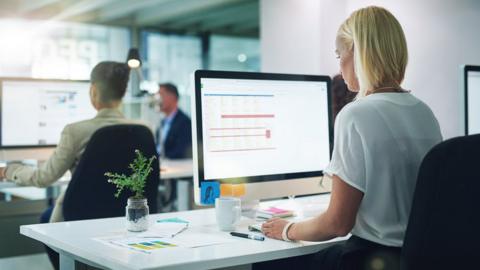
[0, 78, 96, 148]
[192, 70, 332, 205]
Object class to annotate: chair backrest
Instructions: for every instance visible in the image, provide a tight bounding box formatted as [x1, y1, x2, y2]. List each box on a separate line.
[401, 134, 480, 269]
[63, 124, 160, 221]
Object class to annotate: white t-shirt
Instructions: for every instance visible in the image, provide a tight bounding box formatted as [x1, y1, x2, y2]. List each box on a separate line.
[324, 92, 442, 247]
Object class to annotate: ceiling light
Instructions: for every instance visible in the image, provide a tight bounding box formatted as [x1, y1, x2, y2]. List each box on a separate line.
[127, 48, 141, 68]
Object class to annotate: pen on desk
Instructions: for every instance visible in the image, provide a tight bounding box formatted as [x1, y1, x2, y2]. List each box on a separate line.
[230, 232, 265, 241]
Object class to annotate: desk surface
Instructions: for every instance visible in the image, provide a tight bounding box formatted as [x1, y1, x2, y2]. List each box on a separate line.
[160, 159, 193, 179]
[0, 159, 193, 191]
[21, 194, 344, 270]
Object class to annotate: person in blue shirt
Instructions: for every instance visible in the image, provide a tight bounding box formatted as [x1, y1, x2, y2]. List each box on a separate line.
[156, 83, 192, 159]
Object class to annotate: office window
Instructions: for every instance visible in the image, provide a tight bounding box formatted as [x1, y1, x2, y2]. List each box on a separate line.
[208, 35, 260, 72]
[0, 20, 130, 203]
[0, 19, 130, 80]
[143, 31, 202, 116]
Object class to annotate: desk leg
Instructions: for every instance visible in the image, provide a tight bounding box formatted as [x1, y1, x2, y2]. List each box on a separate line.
[59, 252, 76, 270]
[176, 179, 192, 211]
[46, 185, 61, 206]
[46, 186, 54, 206]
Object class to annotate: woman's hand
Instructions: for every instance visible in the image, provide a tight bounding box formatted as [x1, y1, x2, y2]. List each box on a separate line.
[261, 218, 289, 240]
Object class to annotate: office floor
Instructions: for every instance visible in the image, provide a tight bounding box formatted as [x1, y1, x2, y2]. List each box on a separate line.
[0, 253, 53, 270]
[0, 254, 252, 270]
[0, 253, 255, 270]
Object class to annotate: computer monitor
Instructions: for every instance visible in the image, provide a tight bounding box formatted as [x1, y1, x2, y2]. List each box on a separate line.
[0, 78, 96, 148]
[192, 70, 332, 205]
[463, 65, 480, 135]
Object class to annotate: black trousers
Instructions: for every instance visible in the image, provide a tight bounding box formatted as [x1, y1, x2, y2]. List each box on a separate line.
[253, 236, 401, 270]
[40, 207, 59, 270]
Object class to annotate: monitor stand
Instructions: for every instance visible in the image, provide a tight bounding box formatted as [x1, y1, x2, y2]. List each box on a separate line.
[240, 196, 307, 219]
[240, 194, 330, 219]
[240, 199, 260, 219]
[284, 195, 303, 210]
[240, 196, 303, 219]
[284, 194, 330, 218]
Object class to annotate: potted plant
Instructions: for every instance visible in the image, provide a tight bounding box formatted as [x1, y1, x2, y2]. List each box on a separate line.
[105, 149, 156, 232]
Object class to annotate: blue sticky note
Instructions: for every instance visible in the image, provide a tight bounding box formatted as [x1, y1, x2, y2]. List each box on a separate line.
[201, 181, 220, 205]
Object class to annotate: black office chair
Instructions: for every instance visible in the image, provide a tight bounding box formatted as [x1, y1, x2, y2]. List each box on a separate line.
[63, 124, 160, 221]
[44, 125, 159, 270]
[401, 134, 480, 270]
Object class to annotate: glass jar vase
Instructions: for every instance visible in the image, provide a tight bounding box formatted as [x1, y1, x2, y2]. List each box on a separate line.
[126, 197, 149, 232]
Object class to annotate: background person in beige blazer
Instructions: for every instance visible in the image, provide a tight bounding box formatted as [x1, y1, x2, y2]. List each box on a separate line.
[0, 61, 142, 223]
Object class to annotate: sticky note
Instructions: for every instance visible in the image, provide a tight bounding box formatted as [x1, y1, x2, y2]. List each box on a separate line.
[129, 244, 153, 250]
[220, 184, 246, 197]
[153, 241, 176, 247]
[201, 181, 220, 205]
[157, 217, 189, 224]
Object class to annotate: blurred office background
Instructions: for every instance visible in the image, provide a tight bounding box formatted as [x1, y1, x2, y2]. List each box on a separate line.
[0, 0, 260, 267]
[0, 0, 260, 121]
[1, 0, 480, 269]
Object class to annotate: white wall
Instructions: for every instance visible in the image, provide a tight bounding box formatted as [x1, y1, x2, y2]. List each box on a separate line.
[261, 0, 480, 139]
[260, 0, 345, 76]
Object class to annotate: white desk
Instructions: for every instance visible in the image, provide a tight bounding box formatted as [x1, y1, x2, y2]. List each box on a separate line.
[0, 174, 71, 190]
[0, 159, 193, 189]
[160, 159, 194, 179]
[21, 194, 345, 270]
[0, 159, 193, 201]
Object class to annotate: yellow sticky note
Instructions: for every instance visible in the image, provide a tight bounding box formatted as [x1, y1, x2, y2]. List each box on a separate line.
[220, 184, 246, 197]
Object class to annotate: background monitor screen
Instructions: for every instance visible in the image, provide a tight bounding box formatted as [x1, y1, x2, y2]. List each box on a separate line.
[194, 71, 332, 187]
[0, 79, 96, 148]
[466, 66, 480, 135]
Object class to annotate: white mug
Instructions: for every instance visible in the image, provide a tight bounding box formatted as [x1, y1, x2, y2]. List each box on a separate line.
[215, 197, 241, 231]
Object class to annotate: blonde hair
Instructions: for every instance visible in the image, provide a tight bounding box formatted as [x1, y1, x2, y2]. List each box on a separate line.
[337, 6, 408, 98]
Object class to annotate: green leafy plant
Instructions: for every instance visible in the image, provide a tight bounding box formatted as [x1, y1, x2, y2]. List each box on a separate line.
[105, 150, 156, 199]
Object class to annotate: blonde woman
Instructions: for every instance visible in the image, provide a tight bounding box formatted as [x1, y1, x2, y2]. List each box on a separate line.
[258, 6, 442, 270]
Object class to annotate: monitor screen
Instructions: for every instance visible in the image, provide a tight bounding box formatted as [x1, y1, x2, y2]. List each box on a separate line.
[466, 66, 480, 135]
[0, 79, 96, 147]
[194, 71, 332, 186]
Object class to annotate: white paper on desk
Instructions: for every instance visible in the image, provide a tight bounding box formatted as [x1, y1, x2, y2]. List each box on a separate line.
[94, 236, 178, 254]
[167, 232, 237, 248]
[94, 232, 236, 252]
[138, 222, 188, 238]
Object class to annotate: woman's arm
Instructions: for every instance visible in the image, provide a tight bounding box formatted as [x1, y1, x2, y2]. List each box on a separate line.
[262, 174, 363, 241]
[3, 126, 76, 188]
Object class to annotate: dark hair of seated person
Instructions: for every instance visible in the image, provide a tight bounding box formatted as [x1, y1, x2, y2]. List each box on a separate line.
[159, 82, 179, 100]
[90, 61, 130, 103]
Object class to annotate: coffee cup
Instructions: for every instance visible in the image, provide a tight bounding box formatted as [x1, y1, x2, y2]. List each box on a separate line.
[215, 197, 241, 231]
